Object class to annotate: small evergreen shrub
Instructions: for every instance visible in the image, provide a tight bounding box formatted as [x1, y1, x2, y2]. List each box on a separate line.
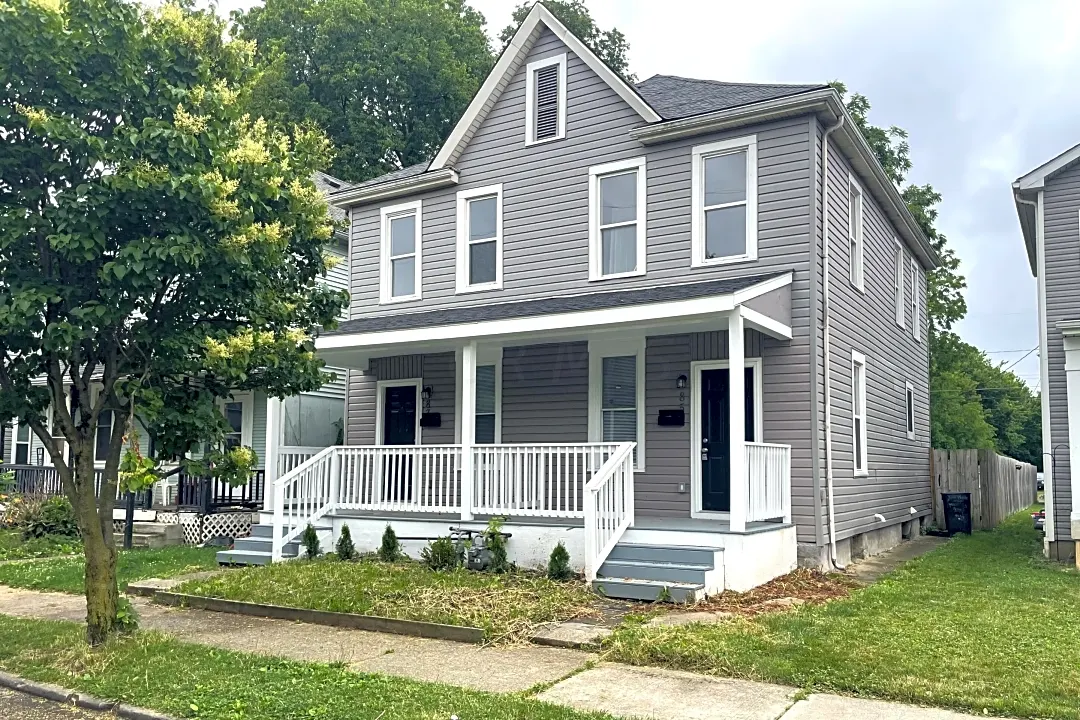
[335, 525, 356, 561]
[484, 516, 510, 573]
[21, 496, 79, 539]
[378, 523, 401, 562]
[421, 536, 462, 571]
[547, 541, 572, 580]
[300, 523, 321, 559]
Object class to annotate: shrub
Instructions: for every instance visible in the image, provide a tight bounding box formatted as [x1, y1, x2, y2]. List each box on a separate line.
[378, 523, 401, 562]
[547, 541, 572, 580]
[300, 523, 321, 559]
[484, 516, 510, 573]
[335, 525, 356, 561]
[22, 496, 79, 540]
[115, 596, 139, 633]
[421, 536, 462, 571]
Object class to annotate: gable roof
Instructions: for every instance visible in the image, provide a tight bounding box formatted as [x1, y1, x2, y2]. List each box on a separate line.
[1012, 141, 1080, 276]
[635, 75, 827, 121]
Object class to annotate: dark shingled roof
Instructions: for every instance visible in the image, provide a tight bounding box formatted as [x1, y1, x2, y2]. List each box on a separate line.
[347, 163, 429, 191]
[311, 171, 351, 223]
[322, 272, 787, 336]
[634, 75, 828, 121]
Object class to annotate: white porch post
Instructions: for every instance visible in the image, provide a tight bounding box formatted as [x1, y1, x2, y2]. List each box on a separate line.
[729, 307, 747, 533]
[460, 341, 477, 521]
[263, 396, 282, 512]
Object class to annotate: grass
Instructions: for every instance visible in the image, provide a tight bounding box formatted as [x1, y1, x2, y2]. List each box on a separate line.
[0, 529, 80, 561]
[0, 614, 612, 720]
[604, 509, 1080, 719]
[0, 545, 220, 594]
[178, 558, 598, 642]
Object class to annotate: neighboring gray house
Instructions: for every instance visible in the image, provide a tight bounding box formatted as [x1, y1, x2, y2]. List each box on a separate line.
[242, 3, 938, 598]
[1015, 144, 1080, 565]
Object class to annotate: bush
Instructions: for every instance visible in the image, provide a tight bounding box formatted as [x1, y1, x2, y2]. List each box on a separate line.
[421, 536, 462, 571]
[300, 523, 321, 559]
[484, 517, 510, 573]
[547, 541, 572, 580]
[335, 525, 356, 561]
[378, 524, 401, 562]
[115, 596, 139, 633]
[21, 496, 78, 540]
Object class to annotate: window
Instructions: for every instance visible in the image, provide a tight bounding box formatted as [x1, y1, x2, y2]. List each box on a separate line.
[848, 176, 864, 290]
[894, 244, 905, 328]
[14, 423, 29, 464]
[589, 157, 646, 280]
[219, 392, 253, 451]
[475, 365, 499, 444]
[456, 185, 502, 293]
[95, 410, 113, 462]
[691, 135, 758, 266]
[852, 351, 868, 476]
[525, 54, 566, 145]
[905, 381, 915, 440]
[588, 338, 646, 470]
[379, 200, 422, 303]
[910, 259, 920, 342]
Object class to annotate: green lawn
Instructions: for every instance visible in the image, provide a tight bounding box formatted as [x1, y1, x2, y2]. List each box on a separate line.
[178, 558, 597, 642]
[0, 545, 219, 593]
[0, 615, 610, 720]
[605, 510, 1080, 719]
[0, 529, 80, 561]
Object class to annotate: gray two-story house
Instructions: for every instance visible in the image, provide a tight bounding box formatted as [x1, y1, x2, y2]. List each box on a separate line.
[1015, 143, 1080, 566]
[247, 3, 938, 599]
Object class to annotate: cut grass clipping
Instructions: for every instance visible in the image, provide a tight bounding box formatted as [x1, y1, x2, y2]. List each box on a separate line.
[0, 615, 614, 720]
[605, 509, 1080, 720]
[0, 545, 219, 594]
[179, 558, 599, 642]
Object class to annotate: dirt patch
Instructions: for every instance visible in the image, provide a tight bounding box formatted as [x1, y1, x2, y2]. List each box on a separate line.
[652, 570, 856, 619]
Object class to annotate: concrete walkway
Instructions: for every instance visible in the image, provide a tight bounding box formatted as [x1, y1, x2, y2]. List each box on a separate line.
[845, 535, 950, 585]
[0, 586, 995, 720]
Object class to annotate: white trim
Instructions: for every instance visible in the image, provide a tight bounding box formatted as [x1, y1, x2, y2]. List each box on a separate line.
[12, 420, 30, 465]
[689, 357, 764, 519]
[329, 168, 457, 209]
[691, 135, 758, 267]
[374, 379, 423, 446]
[894, 242, 906, 328]
[909, 258, 920, 343]
[588, 336, 646, 472]
[1036, 190, 1054, 541]
[524, 53, 566, 146]
[1015, 141, 1080, 191]
[731, 271, 793, 304]
[588, 156, 647, 281]
[848, 174, 864, 292]
[905, 380, 915, 441]
[851, 351, 868, 477]
[379, 200, 423, 304]
[219, 391, 255, 450]
[455, 184, 503, 294]
[739, 306, 792, 341]
[475, 346, 503, 444]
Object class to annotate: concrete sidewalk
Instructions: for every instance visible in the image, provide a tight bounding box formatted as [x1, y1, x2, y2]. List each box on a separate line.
[0, 586, 993, 720]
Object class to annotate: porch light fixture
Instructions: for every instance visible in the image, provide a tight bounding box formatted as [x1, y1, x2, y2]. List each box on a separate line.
[676, 374, 687, 389]
[421, 386, 433, 402]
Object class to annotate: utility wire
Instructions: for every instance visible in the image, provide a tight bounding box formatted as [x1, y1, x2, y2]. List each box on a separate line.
[1003, 346, 1038, 372]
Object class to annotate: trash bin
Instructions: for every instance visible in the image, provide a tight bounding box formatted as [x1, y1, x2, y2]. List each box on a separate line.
[942, 492, 972, 535]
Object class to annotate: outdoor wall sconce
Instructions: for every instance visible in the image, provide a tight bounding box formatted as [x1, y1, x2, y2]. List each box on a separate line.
[421, 386, 433, 402]
[675, 374, 688, 389]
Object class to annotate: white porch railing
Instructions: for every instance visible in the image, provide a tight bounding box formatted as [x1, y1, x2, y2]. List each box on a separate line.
[583, 442, 636, 582]
[337, 445, 463, 513]
[745, 442, 791, 523]
[276, 446, 325, 480]
[272, 446, 337, 561]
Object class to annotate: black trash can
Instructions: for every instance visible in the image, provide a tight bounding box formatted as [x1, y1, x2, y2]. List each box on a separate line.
[942, 492, 972, 536]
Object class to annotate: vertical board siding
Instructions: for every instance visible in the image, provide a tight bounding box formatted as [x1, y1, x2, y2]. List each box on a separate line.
[930, 449, 1038, 530]
[501, 343, 589, 444]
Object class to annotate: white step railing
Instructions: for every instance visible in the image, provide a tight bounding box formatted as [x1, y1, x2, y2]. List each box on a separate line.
[272, 446, 337, 561]
[583, 442, 636, 582]
[337, 445, 462, 513]
[745, 442, 791, 523]
[472, 443, 622, 518]
[276, 446, 325, 480]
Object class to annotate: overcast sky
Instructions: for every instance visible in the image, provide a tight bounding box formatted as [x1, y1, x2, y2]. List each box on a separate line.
[210, 0, 1080, 388]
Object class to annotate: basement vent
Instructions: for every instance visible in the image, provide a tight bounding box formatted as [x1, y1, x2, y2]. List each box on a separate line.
[533, 63, 560, 141]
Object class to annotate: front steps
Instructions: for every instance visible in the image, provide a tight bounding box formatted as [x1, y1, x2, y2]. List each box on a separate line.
[112, 522, 183, 549]
[592, 543, 724, 602]
[216, 522, 302, 566]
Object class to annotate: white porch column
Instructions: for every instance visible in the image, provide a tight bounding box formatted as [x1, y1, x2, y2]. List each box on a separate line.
[263, 396, 282, 512]
[729, 307, 747, 533]
[460, 341, 477, 521]
[1061, 326, 1080, 559]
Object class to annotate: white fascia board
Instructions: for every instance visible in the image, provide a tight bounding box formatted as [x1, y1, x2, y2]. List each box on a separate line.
[731, 271, 793, 304]
[1015, 141, 1080, 191]
[740, 307, 792, 340]
[329, 169, 458, 209]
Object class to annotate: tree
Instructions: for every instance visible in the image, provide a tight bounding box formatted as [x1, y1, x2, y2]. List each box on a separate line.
[0, 0, 346, 643]
[500, 0, 634, 80]
[233, 0, 493, 183]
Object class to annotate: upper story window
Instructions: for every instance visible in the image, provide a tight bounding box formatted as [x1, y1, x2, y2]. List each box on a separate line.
[525, 54, 566, 145]
[910, 258, 920, 342]
[848, 175, 864, 291]
[905, 381, 915, 440]
[691, 135, 758, 267]
[379, 200, 422, 304]
[894, 244, 905, 328]
[851, 351, 868, 476]
[456, 184, 503, 293]
[589, 157, 646, 281]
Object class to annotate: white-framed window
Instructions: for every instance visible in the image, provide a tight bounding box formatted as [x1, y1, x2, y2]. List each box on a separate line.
[851, 351, 868, 476]
[456, 185, 503, 293]
[524, 53, 566, 145]
[219, 392, 254, 451]
[691, 135, 758, 266]
[13, 422, 30, 464]
[910, 259, 920, 342]
[95, 409, 114, 462]
[379, 200, 422, 304]
[588, 338, 646, 471]
[589, 157, 646, 280]
[475, 363, 501, 444]
[905, 381, 915, 440]
[894, 244, 905, 328]
[848, 175, 864, 291]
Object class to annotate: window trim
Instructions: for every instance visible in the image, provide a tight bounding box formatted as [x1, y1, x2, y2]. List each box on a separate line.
[587, 336, 646, 471]
[894, 242, 906, 328]
[379, 200, 423, 304]
[474, 347, 503, 444]
[691, 135, 758, 267]
[524, 53, 567, 146]
[851, 351, 868, 477]
[588, 156, 647, 281]
[848, 174, 865, 292]
[905, 381, 916, 440]
[455, 184, 504, 294]
[12, 421, 30, 465]
[374, 379, 423, 446]
[910, 258, 920, 342]
[218, 391, 255, 450]
[89, 384, 115, 465]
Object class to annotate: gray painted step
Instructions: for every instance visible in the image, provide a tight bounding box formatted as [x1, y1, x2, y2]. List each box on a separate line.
[249, 524, 273, 539]
[593, 578, 704, 603]
[598, 558, 712, 585]
[233, 536, 299, 554]
[216, 549, 274, 566]
[606, 543, 718, 566]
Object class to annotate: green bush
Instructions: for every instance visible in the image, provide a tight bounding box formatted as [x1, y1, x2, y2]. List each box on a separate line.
[115, 596, 139, 633]
[300, 523, 321, 559]
[484, 517, 510, 573]
[421, 536, 462, 571]
[378, 524, 401, 562]
[335, 525, 356, 561]
[547, 541, 572, 580]
[22, 496, 78, 540]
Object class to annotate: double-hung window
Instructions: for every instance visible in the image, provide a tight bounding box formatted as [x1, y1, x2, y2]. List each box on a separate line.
[525, 54, 566, 145]
[910, 259, 920, 342]
[95, 409, 114, 462]
[456, 185, 502, 293]
[13, 422, 29, 464]
[905, 381, 915, 440]
[475, 364, 500, 444]
[691, 135, 758, 266]
[848, 176, 864, 291]
[589, 157, 646, 280]
[852, 351, 868, 476]
[588, 338, 645, 470]
[894, 244, 906, 328]
[380, 200, 422, 303]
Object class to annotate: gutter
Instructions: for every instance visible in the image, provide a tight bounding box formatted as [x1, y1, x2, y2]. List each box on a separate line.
[328, 168, 459, 208]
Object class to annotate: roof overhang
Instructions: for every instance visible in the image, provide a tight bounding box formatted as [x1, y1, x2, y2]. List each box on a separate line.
[328, 168, 459, 209]
[1012, 183, 1039, 277]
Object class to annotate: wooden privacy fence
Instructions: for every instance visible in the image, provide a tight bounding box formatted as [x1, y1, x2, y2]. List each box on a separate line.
[930, 449, 1038, 531]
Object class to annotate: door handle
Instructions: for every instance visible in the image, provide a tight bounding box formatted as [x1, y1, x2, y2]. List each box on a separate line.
[700, 449, 709, 461]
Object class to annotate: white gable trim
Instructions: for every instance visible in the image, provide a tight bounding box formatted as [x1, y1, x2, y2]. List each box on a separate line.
[1015, 141, 1080, 191]
[428, 3, 660, 171]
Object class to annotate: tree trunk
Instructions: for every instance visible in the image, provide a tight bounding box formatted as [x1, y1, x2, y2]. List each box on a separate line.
[71, 441, 118, 646]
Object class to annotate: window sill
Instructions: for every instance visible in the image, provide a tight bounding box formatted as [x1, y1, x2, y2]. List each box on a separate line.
[850, 282, 866, 294]
[692, 254, 757, 269]
[853, 469, 869, 478]
[379, 294, 423, 306]
[906, 433, 916, 441]
[588, 269, 646, 283]
[524, 134, 564, 148]
[455, 283, 503, 295]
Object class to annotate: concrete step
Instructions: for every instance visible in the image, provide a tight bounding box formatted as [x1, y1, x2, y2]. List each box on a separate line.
[233, 536, 299, 555]
[129, 522, 183, 539]
[216, 549, 274, 566]
[598, 558, 712, 585]
[592, 577, 705, 603]
[112, 532, 177, 549]
[606, 543, 719, 566]
[249, 523, 273, 539]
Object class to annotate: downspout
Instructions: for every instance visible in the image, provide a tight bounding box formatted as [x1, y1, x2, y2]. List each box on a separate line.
[821, 113, 846, 569]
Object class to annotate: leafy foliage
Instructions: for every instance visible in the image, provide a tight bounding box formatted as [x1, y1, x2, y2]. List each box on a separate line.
[421, 536, 462, 571]
[0, 529, 80, 561]
[115, 595, 139, 633]
[500, 0, 634, 80]
[334, 524, 355, 561]
[20, 497, 78, 540]
[300, 523, 321, 559]
[377, 523, 400, 563]
[547, 541, 572, 580]
[483, 516, 510, 574]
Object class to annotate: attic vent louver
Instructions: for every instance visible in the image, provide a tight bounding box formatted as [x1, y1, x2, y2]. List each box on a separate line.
[533, 63, 560, 141]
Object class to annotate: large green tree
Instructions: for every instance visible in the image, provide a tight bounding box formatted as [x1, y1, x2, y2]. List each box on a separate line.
[0, 0, 346, 643]
[233, 0, 493, 183]
[500, 0, 634, 80]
